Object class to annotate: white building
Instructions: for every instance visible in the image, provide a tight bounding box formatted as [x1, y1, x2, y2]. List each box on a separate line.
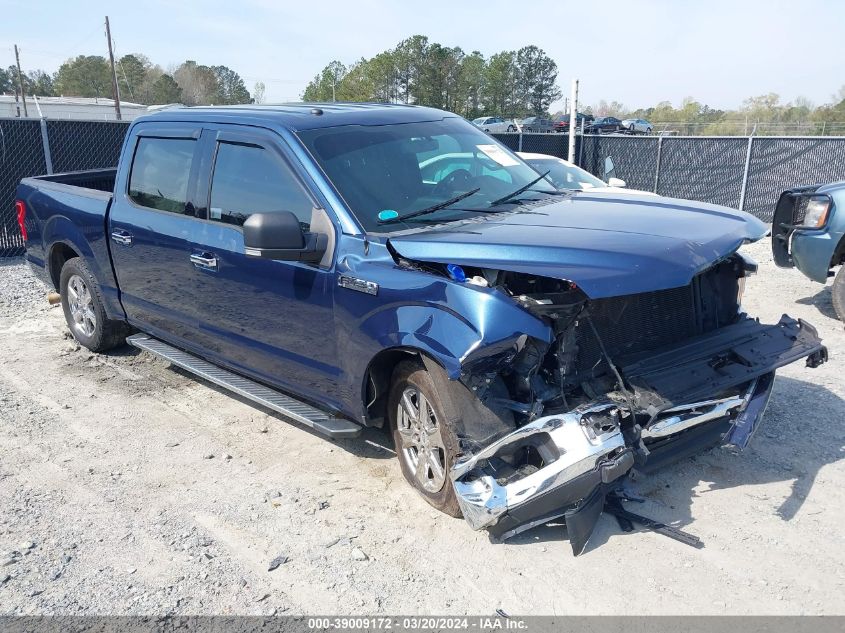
[0, 95, 148, 120]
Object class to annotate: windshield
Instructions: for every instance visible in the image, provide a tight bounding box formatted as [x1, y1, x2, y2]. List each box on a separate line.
[472, 117, 485, 124]
[524, 158, 607, 191]
[297, 117, 557, 232]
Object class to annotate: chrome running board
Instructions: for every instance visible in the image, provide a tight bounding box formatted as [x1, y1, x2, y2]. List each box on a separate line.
[126, 334, 361, 439]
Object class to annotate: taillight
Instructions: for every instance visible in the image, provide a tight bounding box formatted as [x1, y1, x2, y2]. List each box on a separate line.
[15, 200, 27, 241]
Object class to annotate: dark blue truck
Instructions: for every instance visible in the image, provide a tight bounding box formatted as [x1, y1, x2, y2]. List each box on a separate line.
[16, 103, 828, 553]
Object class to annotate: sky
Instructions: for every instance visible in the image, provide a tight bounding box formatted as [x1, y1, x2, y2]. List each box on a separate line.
[2, 0, 844, 111]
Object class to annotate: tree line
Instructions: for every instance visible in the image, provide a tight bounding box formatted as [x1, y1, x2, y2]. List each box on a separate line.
[0, 54, 262, 106]
[302, 36, 562, 119]
[583, 89, 845, 135]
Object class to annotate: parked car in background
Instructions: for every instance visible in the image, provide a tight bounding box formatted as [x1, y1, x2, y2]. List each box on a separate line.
[472, 116, 517, 133]
[16, 103, 827, 555]
[621, 118, 653, 134]
[520, 116, 554, 133]
[585, 116, 623, 134]
[553, 112, 594, 133]
[517, 152, 656, 195]
[773, 182, 845, 320]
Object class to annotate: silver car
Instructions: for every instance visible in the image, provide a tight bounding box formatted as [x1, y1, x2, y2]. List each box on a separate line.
[471, 116, 517, 133]
[621, 118, 653, 134]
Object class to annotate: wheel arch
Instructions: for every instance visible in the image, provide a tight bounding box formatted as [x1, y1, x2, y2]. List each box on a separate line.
[831, 232, 845, 268]
[362, 346, 448, 429]
[48, 241, 82, 290]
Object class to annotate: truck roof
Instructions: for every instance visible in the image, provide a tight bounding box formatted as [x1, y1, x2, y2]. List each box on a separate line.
[138, 102, 454, 131]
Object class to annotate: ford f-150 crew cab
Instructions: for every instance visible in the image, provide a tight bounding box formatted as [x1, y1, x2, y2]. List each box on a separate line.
[16, 103, 828, 554]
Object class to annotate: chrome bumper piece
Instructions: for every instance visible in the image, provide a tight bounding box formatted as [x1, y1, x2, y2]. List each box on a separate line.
[450, 403, 626, 531]
[451, 375, 774, 535]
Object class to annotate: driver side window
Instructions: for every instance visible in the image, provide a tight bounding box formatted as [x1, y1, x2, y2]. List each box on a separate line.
[209, 142, 314, 230]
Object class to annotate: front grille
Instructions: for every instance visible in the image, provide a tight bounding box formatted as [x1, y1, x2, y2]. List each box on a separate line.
[573, 282, 700, 382]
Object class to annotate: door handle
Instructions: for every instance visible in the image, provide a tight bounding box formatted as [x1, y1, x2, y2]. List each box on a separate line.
[111, 230, 133, 246]
[190, 253, 218, 271]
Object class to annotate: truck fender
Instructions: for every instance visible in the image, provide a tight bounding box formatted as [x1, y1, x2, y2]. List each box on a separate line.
[42, 216, 104, 284]
[41, 216, 125, 320]
[359, 302, 549, 380]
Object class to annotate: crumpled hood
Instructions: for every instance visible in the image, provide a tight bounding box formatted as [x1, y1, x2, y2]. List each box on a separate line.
[388, 193, 768, 298]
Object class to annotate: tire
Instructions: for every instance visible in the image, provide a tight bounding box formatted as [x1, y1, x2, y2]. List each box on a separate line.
[646, 127, 652, 135]
[388, 360, 462, 517]
[832, 266, 845, 322]
[507, 125, 515, 132]
[60, 257, 129, 352]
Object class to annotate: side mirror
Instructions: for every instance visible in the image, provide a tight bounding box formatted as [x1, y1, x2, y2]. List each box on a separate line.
[243, 211, 327, 263]
[607, 177, 627, 188]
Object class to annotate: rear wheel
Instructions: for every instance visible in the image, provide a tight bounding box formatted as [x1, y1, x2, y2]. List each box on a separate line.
[388, 360, 462, 517]
[832, 266, 845, 322]
[60, 257, 128, 352]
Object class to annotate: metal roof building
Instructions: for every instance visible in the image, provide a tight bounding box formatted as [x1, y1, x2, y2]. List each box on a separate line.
[0, 95, 148, 120]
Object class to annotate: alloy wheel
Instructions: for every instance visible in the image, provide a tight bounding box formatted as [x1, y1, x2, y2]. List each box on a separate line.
[67, 274, 97, 338]
[395, 386, 447, 493]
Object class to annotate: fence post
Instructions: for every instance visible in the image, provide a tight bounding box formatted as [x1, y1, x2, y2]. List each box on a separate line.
[518, 132, 523, 152]
[39, 119, 53, 175]
[578, 131, 585, 167]
[653, 136, 663, 193]
[738, 136, 754, 212]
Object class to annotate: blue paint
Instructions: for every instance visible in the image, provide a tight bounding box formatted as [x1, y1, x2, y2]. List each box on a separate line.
[378, 209, 399, 222]
[789, 181, 845, 284]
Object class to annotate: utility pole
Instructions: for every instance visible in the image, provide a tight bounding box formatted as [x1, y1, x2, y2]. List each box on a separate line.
[14, 45, 28, 118]
[567, 79, 579, 162]
[105, 16, 122, 120]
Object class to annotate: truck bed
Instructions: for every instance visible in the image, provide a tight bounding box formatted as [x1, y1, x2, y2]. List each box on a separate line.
[26, 168, 117, 194]
[16, 168, 120, 318]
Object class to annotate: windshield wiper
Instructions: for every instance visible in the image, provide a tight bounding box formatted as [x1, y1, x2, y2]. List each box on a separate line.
[489, 171, 551, 206]
[377, 187, 481, 225]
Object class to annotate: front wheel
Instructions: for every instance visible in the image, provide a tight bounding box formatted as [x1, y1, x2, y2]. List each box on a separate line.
[832, 266, 845, 321]
[507, 125, 516, 132]
[388, 360, 462, 517]
[60, 257, 129, 352]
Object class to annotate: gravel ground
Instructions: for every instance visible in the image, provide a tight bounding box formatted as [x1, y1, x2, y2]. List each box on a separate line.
[0, 239, 843, 616]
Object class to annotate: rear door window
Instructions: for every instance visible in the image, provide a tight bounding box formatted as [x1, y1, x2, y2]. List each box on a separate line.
[128, 137, 196, 214]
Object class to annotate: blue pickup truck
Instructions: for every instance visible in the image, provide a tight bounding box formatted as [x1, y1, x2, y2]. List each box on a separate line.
[772, 182, 845, 321]
[16, 103, 827, 553]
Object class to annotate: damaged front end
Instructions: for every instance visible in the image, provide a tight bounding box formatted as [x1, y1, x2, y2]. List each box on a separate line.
[395, 250, 828, 553]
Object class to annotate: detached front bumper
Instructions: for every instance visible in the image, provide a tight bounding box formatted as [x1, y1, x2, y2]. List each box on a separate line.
[450, 403, 634, 538]
[450, 376, 773, 544]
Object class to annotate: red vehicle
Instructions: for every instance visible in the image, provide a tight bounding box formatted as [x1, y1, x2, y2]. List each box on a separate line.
[553, 112, 594, 133]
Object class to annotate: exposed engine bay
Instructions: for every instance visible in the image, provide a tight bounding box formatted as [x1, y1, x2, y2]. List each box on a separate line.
[393, 249, 828, 553]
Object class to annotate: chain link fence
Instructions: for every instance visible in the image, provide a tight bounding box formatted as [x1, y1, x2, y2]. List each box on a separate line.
[496, 132, 845, 220]
[491, 131, 575, 158]
[0, 118, 129, 256]
[0, 119, 47, 256]
[743, 137, 845, 217]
